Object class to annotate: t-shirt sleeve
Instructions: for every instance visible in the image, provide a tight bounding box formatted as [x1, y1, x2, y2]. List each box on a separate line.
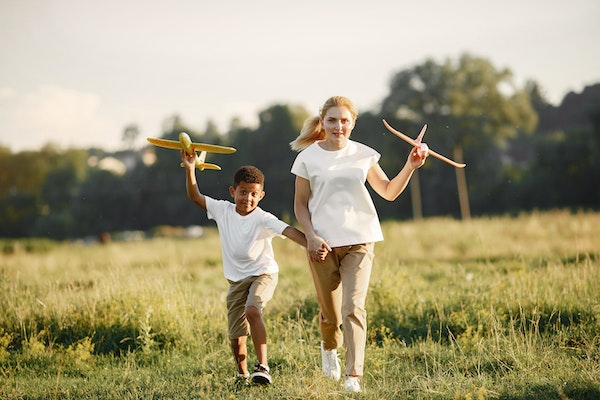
[205, 196, 225, 221]
[371, 148, 381, 166]
[290, 153, 308, 179]
[262, 211, 289, 237]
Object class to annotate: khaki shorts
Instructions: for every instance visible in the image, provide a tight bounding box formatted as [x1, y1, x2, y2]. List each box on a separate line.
[226, 273, 278, 339]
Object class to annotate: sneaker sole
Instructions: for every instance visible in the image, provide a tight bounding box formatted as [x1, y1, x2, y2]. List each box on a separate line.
[251, 374, 272, 385]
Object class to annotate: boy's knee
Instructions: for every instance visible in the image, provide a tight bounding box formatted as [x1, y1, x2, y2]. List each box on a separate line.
[245, 305, 262, 321]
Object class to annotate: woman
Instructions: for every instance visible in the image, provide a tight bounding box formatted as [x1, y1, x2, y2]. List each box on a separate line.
[290, 96, 427, 392]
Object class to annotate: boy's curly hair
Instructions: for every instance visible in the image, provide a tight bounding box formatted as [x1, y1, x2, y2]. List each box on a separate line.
[233, 165, 265, 188]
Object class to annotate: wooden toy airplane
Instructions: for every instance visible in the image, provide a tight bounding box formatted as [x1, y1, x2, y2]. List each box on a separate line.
[382, 119, 466, 168]
[147, 132, 237, 171]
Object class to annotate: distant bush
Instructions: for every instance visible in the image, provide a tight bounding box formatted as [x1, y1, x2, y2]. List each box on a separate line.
[1, 238, 59, 254]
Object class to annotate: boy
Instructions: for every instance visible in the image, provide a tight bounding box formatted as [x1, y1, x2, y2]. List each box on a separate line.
[181, 150, 315, 386]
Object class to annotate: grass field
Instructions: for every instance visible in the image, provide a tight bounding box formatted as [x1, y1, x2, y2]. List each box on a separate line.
[1, 210, 599, 399]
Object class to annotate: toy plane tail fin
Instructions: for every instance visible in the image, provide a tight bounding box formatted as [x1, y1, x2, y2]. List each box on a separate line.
[179, 151, 222, 171]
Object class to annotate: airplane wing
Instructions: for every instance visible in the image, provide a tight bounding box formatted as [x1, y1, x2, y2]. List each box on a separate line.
[147, 137, 183, 150]
[197, 163, 221, 171]
[191, 143, 236, 154]
[147, 137, 236, 154]
[382, 119, 466, 168]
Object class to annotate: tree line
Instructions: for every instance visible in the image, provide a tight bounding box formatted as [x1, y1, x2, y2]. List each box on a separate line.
[1, 54, 599, 240]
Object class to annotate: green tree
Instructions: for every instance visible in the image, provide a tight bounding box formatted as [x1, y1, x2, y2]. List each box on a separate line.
[122, 123, 140, 150]
[33, 149, 88, 239]
[73, 168, 131, 236]
[381, 54, 538, 219]
[230, 104, 309, 221]
[0, 145, 83, 237]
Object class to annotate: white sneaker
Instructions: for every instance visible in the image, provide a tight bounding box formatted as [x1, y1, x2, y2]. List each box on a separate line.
[320, 342, 341, 381]
[344, 376, 361, 392]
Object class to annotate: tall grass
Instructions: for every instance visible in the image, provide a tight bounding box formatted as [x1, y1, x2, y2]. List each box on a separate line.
[1, 210, 599, 399]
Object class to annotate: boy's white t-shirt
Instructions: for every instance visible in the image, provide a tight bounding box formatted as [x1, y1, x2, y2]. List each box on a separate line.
[205, 196, 289, 282]
[291, 140, 384, 248]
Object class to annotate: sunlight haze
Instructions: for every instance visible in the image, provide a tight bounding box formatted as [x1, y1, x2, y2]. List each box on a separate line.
[0, 0, 598, 152]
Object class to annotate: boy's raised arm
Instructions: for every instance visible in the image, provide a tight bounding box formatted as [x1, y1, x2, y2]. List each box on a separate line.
[181, 151, 207, 210]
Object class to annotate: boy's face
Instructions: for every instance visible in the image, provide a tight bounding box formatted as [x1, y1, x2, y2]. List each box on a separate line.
[229, 181, 265, 216]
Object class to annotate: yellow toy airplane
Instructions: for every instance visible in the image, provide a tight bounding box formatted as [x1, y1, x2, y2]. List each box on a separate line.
[147, 132, 237, 171]
[382, 119, 466, 168]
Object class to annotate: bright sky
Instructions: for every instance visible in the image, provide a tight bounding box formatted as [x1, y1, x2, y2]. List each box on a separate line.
[1, 0, 598, 152]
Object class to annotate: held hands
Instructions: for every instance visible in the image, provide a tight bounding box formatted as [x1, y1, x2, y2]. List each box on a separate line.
[307, 234, 332, 263]
[315, 244, 329, 262]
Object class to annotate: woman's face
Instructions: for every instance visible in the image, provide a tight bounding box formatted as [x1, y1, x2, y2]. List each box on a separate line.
[321, 106, 354, 149]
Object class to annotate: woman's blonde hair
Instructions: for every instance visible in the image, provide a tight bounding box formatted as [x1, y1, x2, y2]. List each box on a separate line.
[290, 96, 358, 151]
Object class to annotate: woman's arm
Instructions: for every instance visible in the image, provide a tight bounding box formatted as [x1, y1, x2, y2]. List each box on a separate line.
[367, 148, 427, 201]
[293, 176, 331, 261]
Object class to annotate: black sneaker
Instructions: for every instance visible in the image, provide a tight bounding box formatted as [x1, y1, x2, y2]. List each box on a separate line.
[251, 363, 272, 385]
[234, 373, 250, 391]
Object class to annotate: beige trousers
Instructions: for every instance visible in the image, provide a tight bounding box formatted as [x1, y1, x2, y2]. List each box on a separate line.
[308, 243, 374, 377]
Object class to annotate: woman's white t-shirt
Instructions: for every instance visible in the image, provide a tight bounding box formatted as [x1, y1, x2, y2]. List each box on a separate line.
[205, 196, 288, 282]
[291, 140, 384, 248]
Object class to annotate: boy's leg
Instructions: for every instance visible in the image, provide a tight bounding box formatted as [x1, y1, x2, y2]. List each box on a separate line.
[230, 336, 248, 375]
[227, 279, 252, 374]
[245, 273, 278, 367]
[245, 305, 267, 366]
